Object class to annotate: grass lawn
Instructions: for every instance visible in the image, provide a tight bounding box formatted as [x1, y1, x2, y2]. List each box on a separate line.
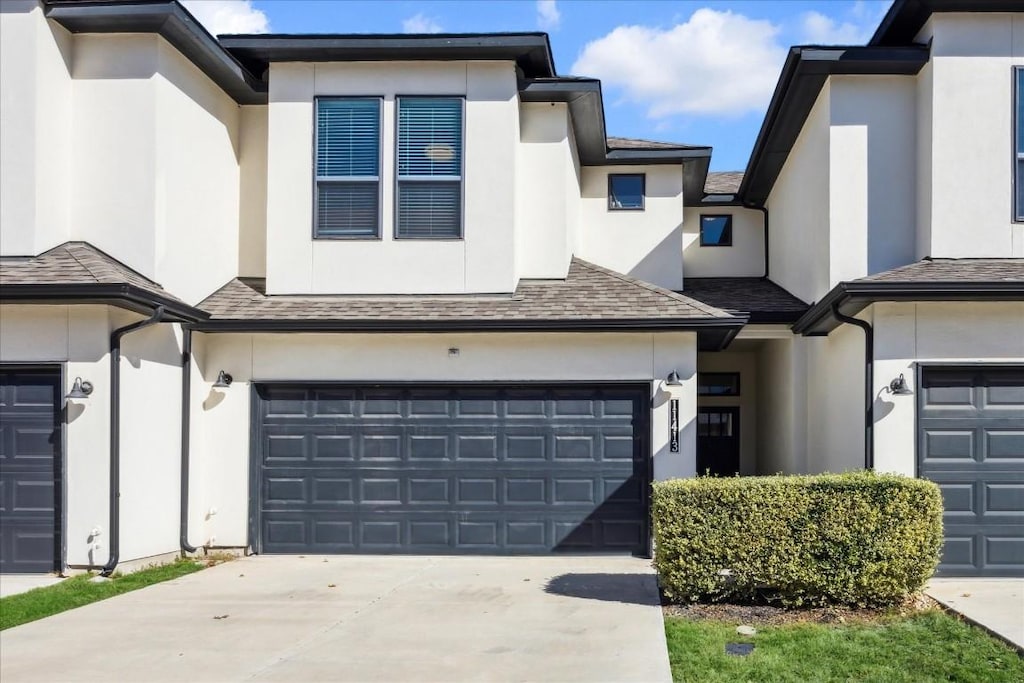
[664, 609, 1024, 683]
[0, 559, 204, 631]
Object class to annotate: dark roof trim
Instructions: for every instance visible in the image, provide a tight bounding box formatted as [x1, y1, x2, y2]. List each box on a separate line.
[220, 33, 556, 79]
[870, 0, 1024, 47]
[0, 283, 208, 323]
[44, 0, 266, 104]
[738, 45, 930, 206]
[190, 316, 746, 350]
[792, 281, 1024, 336]
[519, 78, 712, 199]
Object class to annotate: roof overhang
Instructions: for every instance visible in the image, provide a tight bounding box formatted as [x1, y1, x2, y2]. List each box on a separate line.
[0, 283, 208, 323]
[792, 281, 1024, 336]
[519, 78, 712, 200]
[219, 33, 556, 79]
[190, 316, 747, 350]
[737, 45, 930, 207]
[870, 0, 1024, 46]
[44, 0, 266, 104]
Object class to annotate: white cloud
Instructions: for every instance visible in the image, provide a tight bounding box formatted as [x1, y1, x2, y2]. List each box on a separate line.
[537, 1, 561, 31]
[402, 13, 444, 34]
[799, 10, 873, 45]
[571, 9, 785, 118]
[181, 1, 269, 35]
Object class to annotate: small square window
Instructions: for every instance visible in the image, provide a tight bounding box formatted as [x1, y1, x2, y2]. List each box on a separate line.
[700, 215, 733, 246]
[608, 174, 645, 210]
[698, 372, 740, 396]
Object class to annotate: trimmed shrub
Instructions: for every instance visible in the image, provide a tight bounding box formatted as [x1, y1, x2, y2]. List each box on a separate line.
[652, 471, 943, 607]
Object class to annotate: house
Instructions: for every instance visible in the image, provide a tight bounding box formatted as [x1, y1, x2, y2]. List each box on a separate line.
[0, 0, 1020, 579]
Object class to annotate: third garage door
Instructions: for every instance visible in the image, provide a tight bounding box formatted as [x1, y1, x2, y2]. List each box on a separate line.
[254, 384, 649, 555]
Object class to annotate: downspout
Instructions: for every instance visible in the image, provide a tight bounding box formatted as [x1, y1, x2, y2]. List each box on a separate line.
[746, 203, 770, 279]
[101, 306, 166, 577]
[830, 303, 874, 470]
[180, 327, 198, 554]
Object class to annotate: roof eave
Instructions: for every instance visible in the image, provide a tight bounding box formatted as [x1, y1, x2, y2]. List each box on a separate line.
[792, 281, 1024, 336]
[0, 283, 208, 323]
[44, 0, 266, 104]
[869, 0, 1024, 47]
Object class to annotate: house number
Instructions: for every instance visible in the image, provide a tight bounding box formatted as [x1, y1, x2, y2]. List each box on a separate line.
[669, 399, 679, 453]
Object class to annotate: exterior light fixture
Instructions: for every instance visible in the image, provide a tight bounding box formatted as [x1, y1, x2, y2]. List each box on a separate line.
[888, 373, 912, 395]
[213, 370, 233, 388]
[66, 377, 94, 399]
[665, 370, 682, 386]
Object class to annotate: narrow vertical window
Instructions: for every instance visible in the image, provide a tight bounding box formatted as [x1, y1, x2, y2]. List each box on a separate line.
[396, 97, 464, 239]
[1016, 68, 1024, 221]
[315, 98, 381, 238]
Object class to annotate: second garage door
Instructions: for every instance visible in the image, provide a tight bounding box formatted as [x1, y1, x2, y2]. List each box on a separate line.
[253, 384, 649, 555]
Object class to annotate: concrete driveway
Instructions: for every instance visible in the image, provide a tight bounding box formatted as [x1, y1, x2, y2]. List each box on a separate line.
[926, 578, 1024, 651]
[0, 555, 671, 683]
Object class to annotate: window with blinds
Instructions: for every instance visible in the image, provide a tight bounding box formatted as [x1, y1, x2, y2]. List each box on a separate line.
[396, 97, 464, 239]
[315, 98, 381, 238]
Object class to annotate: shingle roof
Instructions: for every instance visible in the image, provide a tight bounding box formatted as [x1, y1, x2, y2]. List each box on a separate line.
[606, 136, 703, 151]
[856, 258, 1024, 282]
[198, 258, 740, 328]
[704, 171, 744, 195]
[679, 278, 808, 323]
[0, 241, 185, 304]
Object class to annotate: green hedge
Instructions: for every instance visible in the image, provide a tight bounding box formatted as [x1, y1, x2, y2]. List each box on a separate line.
[652, 471, 944, 607]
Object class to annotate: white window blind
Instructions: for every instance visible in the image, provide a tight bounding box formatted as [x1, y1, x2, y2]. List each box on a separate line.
[315, 98, 381, 238]
[396, 97, 463, 238]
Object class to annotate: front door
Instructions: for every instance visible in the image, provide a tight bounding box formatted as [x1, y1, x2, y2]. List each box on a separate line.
[697, 407, 740, 477]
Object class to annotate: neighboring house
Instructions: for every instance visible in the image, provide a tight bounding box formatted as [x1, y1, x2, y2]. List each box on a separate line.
[0, 0, 1020, 578]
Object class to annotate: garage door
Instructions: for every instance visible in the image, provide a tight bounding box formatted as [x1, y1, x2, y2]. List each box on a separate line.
[253, 384, 649, 555]
[0, 368, 61, 573]
[919, 367, 1024, 577]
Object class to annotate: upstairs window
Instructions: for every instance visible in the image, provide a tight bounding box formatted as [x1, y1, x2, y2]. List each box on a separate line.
[315, 98, 382, 238]
[608, 174, 645, 210]
[700, 215, 733, 247]
[396, 97, 464, 239]
[1016, 68, 1024, 221]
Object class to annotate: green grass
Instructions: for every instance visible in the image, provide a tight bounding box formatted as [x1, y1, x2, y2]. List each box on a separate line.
[665, 610, 1024, 683]
[0, 559, 204, 630]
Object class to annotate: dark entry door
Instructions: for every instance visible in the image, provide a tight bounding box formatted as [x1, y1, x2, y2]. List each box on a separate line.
[0, 368, 61, 573]
[918, 366, 1023, 577]
[254, 384, 649, 555]
[697, 407, 740, 477]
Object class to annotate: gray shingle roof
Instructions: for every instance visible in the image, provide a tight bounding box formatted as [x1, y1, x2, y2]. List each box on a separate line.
[199, 258, 739, 326]
[606, 136, 703, 151]
[857, 258, 1024, 282]
[704, 171, 744, 195]
[680, 278, 808, 323]
[0, 241, 185, 304]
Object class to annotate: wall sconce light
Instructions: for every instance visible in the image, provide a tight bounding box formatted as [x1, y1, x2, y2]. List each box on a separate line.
[213, 370, 233, 388]
[887, 373, 912, 395]
[665, 370, 682, 386]
[66, 377, 94, 399]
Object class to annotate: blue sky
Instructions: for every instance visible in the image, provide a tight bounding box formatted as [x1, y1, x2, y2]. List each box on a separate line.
[184, 1, 894, 171]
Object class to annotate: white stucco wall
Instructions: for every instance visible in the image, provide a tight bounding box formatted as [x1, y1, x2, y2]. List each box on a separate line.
[922, 14, 1024, 257]
[265, 61, 520, 295]
[682, 206, 765, 278]
[0, 305, 185, 568]
[238, 105, 269, 278]
[696, 350, 758, 475]
[804, 322, 865, 474]
[0, 1, 73, 256]
[873, 301, 1024, 476]
[767, 82, 831, 304]
[189, 331, 698, 547]
[756, 336, 806, 474]
[578, 165, 684, 290]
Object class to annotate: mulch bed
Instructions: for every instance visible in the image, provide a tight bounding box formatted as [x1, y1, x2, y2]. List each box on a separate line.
[662, 593, 939, 626]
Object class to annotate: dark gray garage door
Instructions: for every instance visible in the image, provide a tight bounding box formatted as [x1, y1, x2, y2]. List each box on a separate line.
[253, 384, 649, 555]
[0, 368, 61, 573]
[919, 367, 1024, 577]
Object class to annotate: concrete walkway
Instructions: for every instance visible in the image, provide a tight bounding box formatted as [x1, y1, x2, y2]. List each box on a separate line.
[926, 579, 1024, 650]
[0, 555, 671, 683]
[0, 575, 64, 598]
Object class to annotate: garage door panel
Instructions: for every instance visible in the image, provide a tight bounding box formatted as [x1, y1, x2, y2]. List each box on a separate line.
[256, 384, 647, 554]
[920, 367, 1024, 577]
